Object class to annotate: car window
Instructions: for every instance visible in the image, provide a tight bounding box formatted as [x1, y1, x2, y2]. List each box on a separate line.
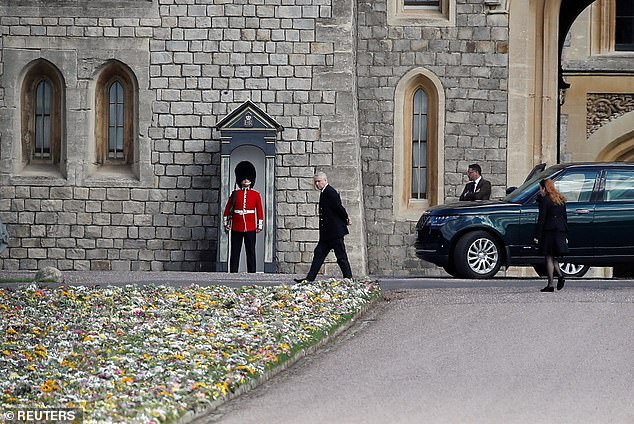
[604, 170, 634, 202]
[554, 171, 597, 203]
[504, 165, 564, 203]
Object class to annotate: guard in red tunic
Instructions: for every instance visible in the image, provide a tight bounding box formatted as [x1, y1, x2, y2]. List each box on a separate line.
[223, 162, 263, 273]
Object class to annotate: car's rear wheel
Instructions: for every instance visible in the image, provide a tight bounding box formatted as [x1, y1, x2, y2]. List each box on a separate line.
[533, 263, 589, 278]
[454, 231, 502, 279]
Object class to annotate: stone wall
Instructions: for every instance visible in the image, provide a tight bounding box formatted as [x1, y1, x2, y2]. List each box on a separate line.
[0, 0, 509, 276]
[0, 0, 368, 275]
[357, 0, 509, 276]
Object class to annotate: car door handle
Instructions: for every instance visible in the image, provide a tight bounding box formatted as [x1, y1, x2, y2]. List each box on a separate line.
[575, 209, 591, 214]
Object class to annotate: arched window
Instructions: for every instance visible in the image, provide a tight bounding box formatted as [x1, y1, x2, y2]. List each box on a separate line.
[96, 61, 136, 167]
[411, 89, 428, 199]
[108, 80, 125, 160]
[34, 80, 53, 160]
[21, 60, 64, 167]
[393, 69, 445, 220]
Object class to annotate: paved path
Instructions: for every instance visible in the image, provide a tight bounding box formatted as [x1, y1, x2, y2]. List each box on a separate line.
[202, 285, 634, 424]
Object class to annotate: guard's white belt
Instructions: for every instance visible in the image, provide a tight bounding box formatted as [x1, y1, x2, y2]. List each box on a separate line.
[234, 209, 255, 215]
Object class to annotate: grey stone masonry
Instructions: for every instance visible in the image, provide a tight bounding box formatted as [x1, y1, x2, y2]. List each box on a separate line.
[357, 0, 509, 276]
[0, 0, 509, 276]
[0, 0, 368, 276]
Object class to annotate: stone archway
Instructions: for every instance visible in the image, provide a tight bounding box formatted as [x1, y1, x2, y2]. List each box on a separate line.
[507, 0, 596, 186]
[594, 111, 634, 161]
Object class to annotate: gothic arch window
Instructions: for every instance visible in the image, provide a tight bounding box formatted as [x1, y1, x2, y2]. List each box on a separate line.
[20, 60, 64, 168]
[411, 88, 429, 200]
[394, 69, 445, 220]
[95, 61, 136, 167]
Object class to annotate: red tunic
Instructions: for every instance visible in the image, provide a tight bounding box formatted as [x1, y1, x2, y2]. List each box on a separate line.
[223, 188, 264, 233]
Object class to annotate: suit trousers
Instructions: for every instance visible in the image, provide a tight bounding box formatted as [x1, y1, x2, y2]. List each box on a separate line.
[230, 231, 256, 273]
[306, 237, 353, 281]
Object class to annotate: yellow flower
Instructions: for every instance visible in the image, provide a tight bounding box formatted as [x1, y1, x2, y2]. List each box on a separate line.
[40, 379, 59, 393]
[235, 365, 255, 375]
[34, 345, 47, 358]
[192, 382, 208, 390]
[6, 328, 17, 335]
[214, 382, 229, 396]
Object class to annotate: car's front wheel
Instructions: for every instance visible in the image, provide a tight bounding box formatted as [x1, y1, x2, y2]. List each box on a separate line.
[443, 263, 463, 278]
[453, 231, 502, 279]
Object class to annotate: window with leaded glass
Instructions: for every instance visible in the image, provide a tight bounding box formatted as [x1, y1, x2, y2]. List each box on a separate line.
[34, 79, 52, 160]
[108, 81, 125, 160]
[411, 89, 428, 199]
[21, 60, 63, 168]
[96, 61, 135, 167]
[615, 0, 634, 51]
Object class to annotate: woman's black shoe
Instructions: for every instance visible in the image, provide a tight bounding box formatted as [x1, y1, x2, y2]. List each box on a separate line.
[540, 286, 554, 292]
[557, 276, 565, 290]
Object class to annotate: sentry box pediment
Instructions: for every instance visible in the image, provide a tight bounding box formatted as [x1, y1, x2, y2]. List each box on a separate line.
[215, 100, 283, 156]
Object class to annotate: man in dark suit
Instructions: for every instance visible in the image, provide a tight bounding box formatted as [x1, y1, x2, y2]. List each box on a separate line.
[294, 172, 353, 283]
[459, 163, 492, 201]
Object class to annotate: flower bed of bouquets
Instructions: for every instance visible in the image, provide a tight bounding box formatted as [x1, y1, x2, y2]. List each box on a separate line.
[1, 279, 380, 423]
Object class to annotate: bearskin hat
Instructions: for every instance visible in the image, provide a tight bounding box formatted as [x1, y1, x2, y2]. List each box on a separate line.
[234, 161, 256, 188]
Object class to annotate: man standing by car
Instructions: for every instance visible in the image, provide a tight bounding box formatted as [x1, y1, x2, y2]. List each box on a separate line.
[459, 163, 492, 201]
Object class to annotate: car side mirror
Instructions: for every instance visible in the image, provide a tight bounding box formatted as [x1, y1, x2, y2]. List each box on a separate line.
[506, 186, 517, 195]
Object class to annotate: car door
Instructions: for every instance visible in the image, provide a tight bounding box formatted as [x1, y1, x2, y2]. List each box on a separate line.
[553, 169, 599, 258]
[591, 168, 634, 258]
[516, 169, 598, 259]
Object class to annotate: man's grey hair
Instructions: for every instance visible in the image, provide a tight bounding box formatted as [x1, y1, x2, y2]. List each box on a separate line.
[314, 171, 328, 181]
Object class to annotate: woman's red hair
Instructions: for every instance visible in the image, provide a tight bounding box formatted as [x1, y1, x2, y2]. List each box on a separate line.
[541, 179, 566, 205]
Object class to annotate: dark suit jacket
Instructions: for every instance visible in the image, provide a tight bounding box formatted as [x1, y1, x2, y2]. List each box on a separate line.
[535, 195, 568, 237]
[319, 184, 349, 241]
[459, 178, 492, 201]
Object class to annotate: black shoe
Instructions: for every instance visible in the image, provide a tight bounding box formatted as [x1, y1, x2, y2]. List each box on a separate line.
[557, 276, 565, 291]
[294, 278, 314, 284]
[540, 286, 554, 292]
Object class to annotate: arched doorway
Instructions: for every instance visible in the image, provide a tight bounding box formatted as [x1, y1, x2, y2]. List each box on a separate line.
[507, 0, 596, 186]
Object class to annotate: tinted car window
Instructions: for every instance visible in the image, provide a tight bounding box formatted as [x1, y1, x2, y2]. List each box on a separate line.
[604, 170, 634, 202]
[504, 167, 558, 203]
[554, 171, 598, 203]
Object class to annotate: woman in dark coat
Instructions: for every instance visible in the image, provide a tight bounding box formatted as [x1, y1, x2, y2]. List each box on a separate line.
[533, 179, 569, 292]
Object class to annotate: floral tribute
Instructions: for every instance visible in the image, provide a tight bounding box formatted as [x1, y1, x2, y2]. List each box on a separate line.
[1, 279, 380, 423]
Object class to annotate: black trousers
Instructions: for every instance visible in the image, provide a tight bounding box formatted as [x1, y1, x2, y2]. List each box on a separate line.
[230, 231, 256, 273]
[306, 237, 352, 281]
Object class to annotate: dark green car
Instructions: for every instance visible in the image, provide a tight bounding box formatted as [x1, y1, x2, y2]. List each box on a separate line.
[415, 163, 634, 278]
